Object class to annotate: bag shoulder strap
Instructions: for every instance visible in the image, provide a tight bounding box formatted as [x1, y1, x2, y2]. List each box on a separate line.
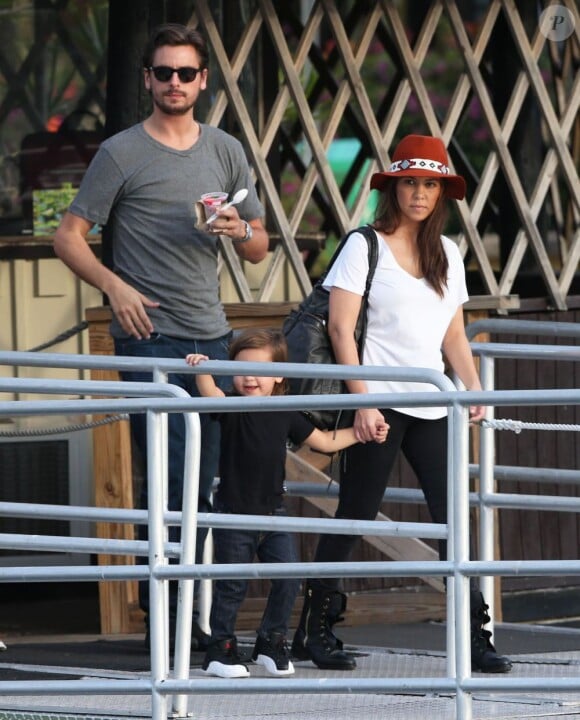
[357, 224, 379, 300]
[318, 224, 379, 290]
[350, 226, 379, 361]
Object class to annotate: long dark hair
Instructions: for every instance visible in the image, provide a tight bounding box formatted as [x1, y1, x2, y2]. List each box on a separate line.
[142, 23, 209, 69]
[229, 328, 289, 396]
[373, 178, 449, 297]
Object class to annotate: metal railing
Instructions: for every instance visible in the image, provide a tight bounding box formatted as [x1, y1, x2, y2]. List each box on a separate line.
[466, 319, 580, 633]
[0, 349, 580, 719]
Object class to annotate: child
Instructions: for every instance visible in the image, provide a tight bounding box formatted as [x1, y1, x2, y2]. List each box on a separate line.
[185, 328, 388, 679]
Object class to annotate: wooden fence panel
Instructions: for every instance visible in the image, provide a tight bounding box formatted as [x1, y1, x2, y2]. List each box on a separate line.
[185, 0, 579, 310]
[493, 308, 580, 592]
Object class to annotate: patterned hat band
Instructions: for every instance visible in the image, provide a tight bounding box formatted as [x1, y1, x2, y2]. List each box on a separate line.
[387, 158, 451, 175]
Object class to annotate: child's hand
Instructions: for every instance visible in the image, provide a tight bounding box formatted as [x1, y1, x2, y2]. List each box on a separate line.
[374, 420, 390, 443]
[185, 353, 209, 366]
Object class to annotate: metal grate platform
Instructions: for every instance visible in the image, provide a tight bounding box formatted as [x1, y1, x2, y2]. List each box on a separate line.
[1, 640, 580, 720]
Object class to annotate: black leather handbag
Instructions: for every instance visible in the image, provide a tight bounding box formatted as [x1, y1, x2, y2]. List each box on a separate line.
[283, 225, 379, 430]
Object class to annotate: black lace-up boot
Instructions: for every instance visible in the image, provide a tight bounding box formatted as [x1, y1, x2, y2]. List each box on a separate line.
[292, 582, 348, 660]
[290, 584, 311, 661]
[471, 591, 512, 673]
[292, 582, 355, 670]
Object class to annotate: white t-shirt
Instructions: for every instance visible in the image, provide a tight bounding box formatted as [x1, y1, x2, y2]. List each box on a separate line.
[323, 229, 468, 419]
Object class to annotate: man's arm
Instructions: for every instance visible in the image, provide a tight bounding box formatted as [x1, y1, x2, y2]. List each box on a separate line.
[232, 217, 269, 263]
[54, 212, 115, 292]
[54, 211, 159, 339]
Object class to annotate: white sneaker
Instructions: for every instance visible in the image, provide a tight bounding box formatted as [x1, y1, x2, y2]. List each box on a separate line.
[253, 652, 295, 676]
[203, 659, 250, 679]
[252, 632, 295, 676]
[202, 637, 250, 679]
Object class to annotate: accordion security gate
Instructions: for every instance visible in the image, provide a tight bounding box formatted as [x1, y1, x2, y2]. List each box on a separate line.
[191, 0, 579, 309]
[0, 352, 580, 718]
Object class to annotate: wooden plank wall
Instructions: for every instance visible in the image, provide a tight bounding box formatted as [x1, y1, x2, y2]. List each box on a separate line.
[492, 307, 580, 594]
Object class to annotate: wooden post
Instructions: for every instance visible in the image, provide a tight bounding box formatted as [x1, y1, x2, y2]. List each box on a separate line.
[85, 306, 140, 634]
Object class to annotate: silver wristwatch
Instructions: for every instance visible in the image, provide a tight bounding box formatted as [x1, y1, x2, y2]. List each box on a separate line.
[233, 220, 253, 243]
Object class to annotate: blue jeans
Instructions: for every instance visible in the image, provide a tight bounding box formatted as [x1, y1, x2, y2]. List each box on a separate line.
[114, 331, 232, 619]
[209, 505, 300, 641]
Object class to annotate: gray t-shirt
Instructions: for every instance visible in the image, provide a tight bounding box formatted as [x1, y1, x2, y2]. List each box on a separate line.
[69, 123, 264, 339]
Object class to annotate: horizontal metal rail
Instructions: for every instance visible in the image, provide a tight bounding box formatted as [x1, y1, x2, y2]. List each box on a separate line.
[0, 509, 447, 556]
[466, 318, 580, 341]
[0, 350, 456, 389]
[3, 674, 579, 699]
[3, 557, 580, 584]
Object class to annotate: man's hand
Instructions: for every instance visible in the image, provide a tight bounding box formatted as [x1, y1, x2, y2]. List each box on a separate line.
[208, 206, 246, 241]
[106, 277, 159, 339]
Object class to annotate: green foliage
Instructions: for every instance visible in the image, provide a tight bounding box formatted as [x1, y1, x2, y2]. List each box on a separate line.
[32, 182, 77, 235]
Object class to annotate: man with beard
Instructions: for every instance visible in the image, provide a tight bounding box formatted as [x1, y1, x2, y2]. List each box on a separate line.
[54, 23, 268, 650]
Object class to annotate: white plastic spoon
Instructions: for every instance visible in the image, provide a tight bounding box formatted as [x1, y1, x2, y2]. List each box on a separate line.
[205, 188, 248, 224]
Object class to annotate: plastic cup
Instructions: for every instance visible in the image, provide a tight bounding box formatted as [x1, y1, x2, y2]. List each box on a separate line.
[200, 191, 228, 212]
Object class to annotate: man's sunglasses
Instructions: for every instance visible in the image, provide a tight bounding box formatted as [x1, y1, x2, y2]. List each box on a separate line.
[148, 66, 202, 83]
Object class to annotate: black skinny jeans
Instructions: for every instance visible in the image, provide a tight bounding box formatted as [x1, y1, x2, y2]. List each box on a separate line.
[313, 408, 482, 609]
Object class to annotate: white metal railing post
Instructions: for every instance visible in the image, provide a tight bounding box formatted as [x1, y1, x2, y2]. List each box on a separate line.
[153, 369, 170, 527]
[479, 354, 496, 631]
[446, 396, 455, 677]
[453, 401, 472, 720]
[199, 525, 213, 633]
[153, 368, 171, 671]
[172, 409, 201, 717]
[147, 408, 170, 720]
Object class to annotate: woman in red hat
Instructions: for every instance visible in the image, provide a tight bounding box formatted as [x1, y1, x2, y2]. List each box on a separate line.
[291, 134, 512, 674]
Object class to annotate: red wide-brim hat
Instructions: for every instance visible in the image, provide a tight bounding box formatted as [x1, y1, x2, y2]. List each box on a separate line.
[370, 134, 466, 200]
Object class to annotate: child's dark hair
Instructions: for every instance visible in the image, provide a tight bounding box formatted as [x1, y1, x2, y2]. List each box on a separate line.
[229, 328, 289, 396]
[142, 23, 209, 69]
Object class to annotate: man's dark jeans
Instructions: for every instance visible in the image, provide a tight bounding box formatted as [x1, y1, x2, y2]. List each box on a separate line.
[114, 331, 231, 620]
